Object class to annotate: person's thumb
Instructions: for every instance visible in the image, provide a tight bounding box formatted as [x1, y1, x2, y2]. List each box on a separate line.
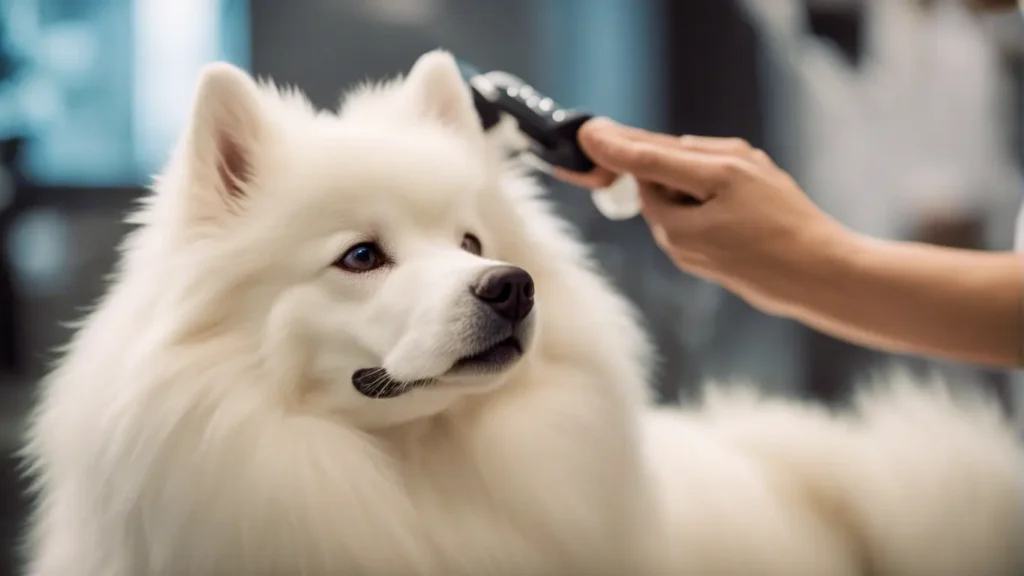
[577, 117, 637, 174]
[579, 119, 718, 202]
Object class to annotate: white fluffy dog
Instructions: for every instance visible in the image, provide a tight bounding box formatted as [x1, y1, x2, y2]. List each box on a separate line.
[20, 51, 1024, 575]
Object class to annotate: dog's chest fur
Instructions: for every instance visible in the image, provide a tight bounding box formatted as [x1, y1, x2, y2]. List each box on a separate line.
[369, 394, 648, 575]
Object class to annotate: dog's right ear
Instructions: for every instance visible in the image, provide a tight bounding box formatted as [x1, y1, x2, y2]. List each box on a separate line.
[184, 62, 265, 218]
[403, 50, 481, 136]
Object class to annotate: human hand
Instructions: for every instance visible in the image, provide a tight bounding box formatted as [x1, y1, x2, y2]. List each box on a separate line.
[555, 118, 854, 316]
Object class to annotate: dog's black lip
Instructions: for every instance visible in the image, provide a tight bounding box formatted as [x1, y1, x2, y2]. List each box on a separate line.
[352, 337, 524, 399]
[351, 367, 434, 399]
[451, 336, 522, 369]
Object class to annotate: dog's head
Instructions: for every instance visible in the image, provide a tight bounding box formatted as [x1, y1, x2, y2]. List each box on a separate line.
[158, 51, 561, 427]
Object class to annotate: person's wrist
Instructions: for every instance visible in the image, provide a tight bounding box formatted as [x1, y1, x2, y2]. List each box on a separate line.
[748, 220, 861, 319]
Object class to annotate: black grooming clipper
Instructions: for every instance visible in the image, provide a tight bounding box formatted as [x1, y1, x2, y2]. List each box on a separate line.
[457, 60, 595, 173]
[457, 59, 640, 220]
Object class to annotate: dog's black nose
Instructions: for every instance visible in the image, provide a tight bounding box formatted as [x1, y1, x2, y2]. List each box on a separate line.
[472, 265, 535, 323]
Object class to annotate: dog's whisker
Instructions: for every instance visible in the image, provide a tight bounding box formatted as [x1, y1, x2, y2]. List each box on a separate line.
[352, 367, 424, 399]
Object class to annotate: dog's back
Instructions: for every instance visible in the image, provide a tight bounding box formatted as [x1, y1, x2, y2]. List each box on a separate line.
[643, 373, 1024, 575]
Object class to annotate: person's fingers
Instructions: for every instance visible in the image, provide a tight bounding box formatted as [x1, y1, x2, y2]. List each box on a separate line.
[552, 166, 618, 190]
[676, 135, 775, 167]
[748, 148, 774, 167]
[645, 220, 714, 275]
[583, 134, 743, 201]
[677, 135, 751, 156]
[565, 118, 766, 202]
[558, 118, 680, 189]
[647, 221, 672, 253]
[637, 182, 703, 233]
[637, 178, 719, 256]
[579, 117, 692, 151]
[637, 180, 701, 212]
[581, 118, 766, 162]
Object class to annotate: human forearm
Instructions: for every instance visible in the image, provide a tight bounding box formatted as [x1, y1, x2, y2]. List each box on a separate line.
[773, 233, 1024, 368]
[565, 120, 1024, 367]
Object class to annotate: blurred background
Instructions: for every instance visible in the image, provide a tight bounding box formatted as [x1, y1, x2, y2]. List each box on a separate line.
[0, 0, 1021, 571]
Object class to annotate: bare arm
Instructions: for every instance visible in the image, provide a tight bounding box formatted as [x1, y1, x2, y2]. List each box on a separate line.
[567, 119, 1024, 369]
[778, 234, 1024, 368]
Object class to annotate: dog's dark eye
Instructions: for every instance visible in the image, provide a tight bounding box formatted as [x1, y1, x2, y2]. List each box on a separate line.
[461, 233, 482, 256]
[335, 242, 386, 272]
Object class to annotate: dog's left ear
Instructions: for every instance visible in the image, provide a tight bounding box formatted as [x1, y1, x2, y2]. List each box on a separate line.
[403, 50, 481, 135]
[184, 62, 265, 217]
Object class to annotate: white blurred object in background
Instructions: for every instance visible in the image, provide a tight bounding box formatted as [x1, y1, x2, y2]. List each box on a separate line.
[743, 0, 1024, 419]
[742, 0, 1020, 243]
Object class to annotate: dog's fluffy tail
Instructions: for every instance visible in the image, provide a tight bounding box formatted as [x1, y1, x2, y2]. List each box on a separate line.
[840, 371, 1024, 575]
[703, 369, 1024, 576]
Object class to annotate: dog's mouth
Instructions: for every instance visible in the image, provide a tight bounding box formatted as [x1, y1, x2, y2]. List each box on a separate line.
[450, 336, 523, 374]
[351, 336, 524, 400]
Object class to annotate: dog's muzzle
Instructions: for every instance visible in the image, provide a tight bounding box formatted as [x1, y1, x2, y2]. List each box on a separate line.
[351, 265, 536, 399]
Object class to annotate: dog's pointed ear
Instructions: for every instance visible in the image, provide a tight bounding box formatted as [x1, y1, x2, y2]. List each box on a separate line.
[403, 50, 481, 134]
[184, 62, 264, 215]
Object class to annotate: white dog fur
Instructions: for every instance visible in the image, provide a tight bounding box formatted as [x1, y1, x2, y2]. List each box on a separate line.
[20, 51, 1024, 575]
